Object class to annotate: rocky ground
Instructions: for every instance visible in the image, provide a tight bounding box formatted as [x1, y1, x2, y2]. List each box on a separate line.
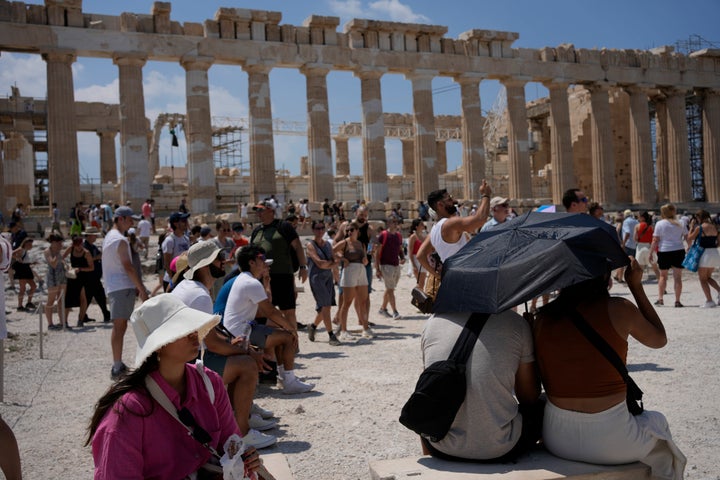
[1, 234, 719, 479]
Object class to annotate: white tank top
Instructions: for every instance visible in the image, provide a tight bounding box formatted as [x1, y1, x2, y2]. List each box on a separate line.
[430, 217, 468, 262]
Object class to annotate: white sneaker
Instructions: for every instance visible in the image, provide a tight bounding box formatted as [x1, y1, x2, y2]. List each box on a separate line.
[362, 328, 375, 339]
[282, 376, 315, 395]
[392, 311, 401, 320]
[700, 301, 717, 308]
[249, 413, 278, 431]
[250, 403, 274, 419]
[338, 331, 356, 342]
[378, 308, 391, 318]
[242, 428, 277, 449]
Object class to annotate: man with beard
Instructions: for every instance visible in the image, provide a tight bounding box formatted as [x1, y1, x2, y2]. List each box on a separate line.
[171, 240, 278, 449]
[335, 206, 375, 324]
[417, 180, 492, 271]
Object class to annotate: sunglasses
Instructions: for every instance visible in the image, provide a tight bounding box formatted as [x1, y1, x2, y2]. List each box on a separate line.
[222, 229, 231, 232]
[178, 408, 212, 445]
[255, 254, 267, 261]
[313, 226, 325, 231]
[578, 197, 589, 203]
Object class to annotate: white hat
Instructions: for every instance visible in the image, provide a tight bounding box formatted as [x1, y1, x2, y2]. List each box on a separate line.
[184, 240, 221, 280]
[131, 294, 219, 366]
[490, 196, 509, 209]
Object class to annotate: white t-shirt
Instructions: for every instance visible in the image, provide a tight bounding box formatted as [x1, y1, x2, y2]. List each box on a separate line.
[171, 280, 213, 314]
[223, 272, 267, 336]
[102, 229, 135, 293]
[653, 219, 686, 252]
[430, 217, 468, 262]
[137, 219, 152, 238]
[162, 233, 190, 282]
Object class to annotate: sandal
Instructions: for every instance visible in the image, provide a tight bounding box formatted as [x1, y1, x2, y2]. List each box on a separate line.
[674, 301, 684, 308]
[654, 299, 664, 306]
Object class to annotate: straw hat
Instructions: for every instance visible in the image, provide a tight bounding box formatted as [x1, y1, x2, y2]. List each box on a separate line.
[131, 294, 219, 366]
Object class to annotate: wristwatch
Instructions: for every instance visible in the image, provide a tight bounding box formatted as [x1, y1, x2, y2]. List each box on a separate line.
[299, 265, 308, 270]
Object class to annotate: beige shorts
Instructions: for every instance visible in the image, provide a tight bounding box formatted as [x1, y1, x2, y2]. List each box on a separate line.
[380, 264, 402, 290]
[340, 263, 368, 288]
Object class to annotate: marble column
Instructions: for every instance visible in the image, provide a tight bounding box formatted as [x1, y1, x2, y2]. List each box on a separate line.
[407, 71, 438, 201]
[436, 140, 447, 175]
[455, 75, 484, 200]
[334, 136, 350, 176]
[43, 49, 79, 215]
[401, 138, 415, 177]
[97, 130, 118, 184]
[653, 96, 669, 202]
[302, 65, 334, 202]
[244, 62, 276, 202]
[355, 69, 388, 202]
[501, 78, 533, 200]
[181, 55, 216, 213]
[114, 53, 150, 208]
[544, 81, 574, 205]
[702, 89, 720, 203]
[587, 84, 616, 205]
[625, 86, 656, 205]
[665, 88, 691, 203]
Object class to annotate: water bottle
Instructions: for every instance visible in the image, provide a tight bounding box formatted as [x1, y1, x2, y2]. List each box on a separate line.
[237, 322, 251, 350]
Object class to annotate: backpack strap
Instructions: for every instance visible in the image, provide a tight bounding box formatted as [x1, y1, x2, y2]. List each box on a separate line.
[446, 313, 490, 364]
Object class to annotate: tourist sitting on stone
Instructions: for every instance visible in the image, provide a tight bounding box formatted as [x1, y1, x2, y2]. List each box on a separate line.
[533, 259, 686, 479]
[87, 294, 262, 479]
[421, 309, 543, 461]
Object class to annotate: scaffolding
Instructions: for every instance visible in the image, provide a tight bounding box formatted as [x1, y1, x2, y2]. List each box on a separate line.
[212, 124, 245, 172]
[674, 34, 719, 55]
[687, 97, 705, 201]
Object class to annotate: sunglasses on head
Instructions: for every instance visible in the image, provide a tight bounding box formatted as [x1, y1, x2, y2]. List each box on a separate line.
[178, 408, 212, 445]
[255, 253, 266, 261]
[578, 197, 589, 203]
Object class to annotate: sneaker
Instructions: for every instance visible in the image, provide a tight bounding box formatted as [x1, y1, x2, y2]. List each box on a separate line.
[16, 306, 25, 312]
[654, 299, 664, 306]
[249, 413, 278, 431]
[282, 376, 315, 395]
[338, 331, 356, 342]
[25, 302, 37, 310]
[296, 321, 307, 330]
[250, 403, 274, 419]
[674, 301, 684, 308]
[392, 311, 401, 320]
[700, 301, 717, 308]
[328, 332, 341, 346]
[362, 328, 375, 339]
[83, 315, 96, 323]
[103, 311, 112, 323]
[48, 324, 61, 331]
[110, 363, 128, 380]
[242, 428, 277, 449]
[307, 324, 317, 342]
[377, 308, 391, 318]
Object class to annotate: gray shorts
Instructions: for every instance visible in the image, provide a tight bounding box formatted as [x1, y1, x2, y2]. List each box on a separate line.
[380, 264, 402, 290]
[108, 288, 137, 320]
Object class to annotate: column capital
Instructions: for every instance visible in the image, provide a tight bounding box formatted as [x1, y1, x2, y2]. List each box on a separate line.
[541, 78, 571, 90]
[96, 129, 117, 138]
[242, 60, 275, 75]
[41, 48, 76, 64]
[113, 52, 148, 67]
[580, 82, 616, 94]
[405, 69, 438, 82]
[658, 86, 692, 98]
[696, 87, 720, 98]
[499, 75, 531, 88]
[453, 73, 484, 85]
[619, 83, 654, 95]
[354, 67, 385, 80]
[300, 63, 332, 77]
[180, 54, 213, 71]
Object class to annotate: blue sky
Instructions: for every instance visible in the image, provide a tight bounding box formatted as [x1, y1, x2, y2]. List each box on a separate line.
[1, 0, 718, 181]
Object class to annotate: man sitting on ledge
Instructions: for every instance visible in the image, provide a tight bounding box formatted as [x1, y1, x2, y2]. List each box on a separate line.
[420, 310, 543, 462]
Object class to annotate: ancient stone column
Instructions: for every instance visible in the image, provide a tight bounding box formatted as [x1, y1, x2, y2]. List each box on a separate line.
[334, 136, 350, 176]
[302, 65, 335, 202]
[501, 77, 533, 200]
[97, 130, 118, 184]
[665, 88, 691, 203]
[355, 69, 388, 202]
[625, 86, 656, 205]
[436, 140, 447, 175]
[181, 55, 216, 213]
[114, 53, 151, 208]
[401, 138, 415, 177]
[407, 71, 438, 201]
[653, 96, 669, 202]
[455, 75, 484, 200]
[43, 48, 80, 215]
[1, 133, 33, 207]
[702, 89, 720, 203]
[586, 84, 616, 205]
[244, 62, 277, 202]
[544, 81, 574, 205]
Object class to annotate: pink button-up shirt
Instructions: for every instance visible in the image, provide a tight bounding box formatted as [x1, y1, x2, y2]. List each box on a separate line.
[92, 364, 239, 479]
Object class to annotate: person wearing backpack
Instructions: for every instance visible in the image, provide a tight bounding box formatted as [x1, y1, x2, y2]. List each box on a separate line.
[250, 201, 308, 333]
[375, 217, 405, 319]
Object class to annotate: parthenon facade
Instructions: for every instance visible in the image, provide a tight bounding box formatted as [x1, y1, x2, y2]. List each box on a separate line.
[1, 0, 719, 215]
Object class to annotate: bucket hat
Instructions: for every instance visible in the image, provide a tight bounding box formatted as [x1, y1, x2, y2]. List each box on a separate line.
[131, 294, 219, 366]
[184, 240, 221, 280]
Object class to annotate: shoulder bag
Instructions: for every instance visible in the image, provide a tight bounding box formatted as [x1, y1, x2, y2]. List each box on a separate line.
[399, 313, 490, 441]
[569, 311, 644, 415]
[681, 225, 704, 273]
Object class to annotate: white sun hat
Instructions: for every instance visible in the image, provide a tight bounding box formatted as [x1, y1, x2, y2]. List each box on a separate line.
[184, 240, 221, 281]
[131, 294, 219, 366]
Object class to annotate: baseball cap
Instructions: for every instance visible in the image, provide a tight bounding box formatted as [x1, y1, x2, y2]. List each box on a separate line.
[253, 201, 273, 211]
[113, 206, 134, 218]
[169, 212, 191, 224]
[490, 196, 509, 209]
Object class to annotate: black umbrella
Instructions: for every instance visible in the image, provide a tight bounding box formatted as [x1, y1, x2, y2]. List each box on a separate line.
[433, 211, 630, 314]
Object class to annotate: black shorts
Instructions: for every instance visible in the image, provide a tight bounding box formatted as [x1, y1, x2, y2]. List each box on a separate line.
[270, 273, 296, 310]
[657, 249, 685, 270]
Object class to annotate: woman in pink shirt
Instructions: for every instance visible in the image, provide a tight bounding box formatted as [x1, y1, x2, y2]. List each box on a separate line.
[86, 294, 261, 479]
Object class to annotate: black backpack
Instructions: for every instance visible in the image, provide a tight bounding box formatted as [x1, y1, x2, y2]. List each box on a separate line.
[399, 313, 489, 442]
